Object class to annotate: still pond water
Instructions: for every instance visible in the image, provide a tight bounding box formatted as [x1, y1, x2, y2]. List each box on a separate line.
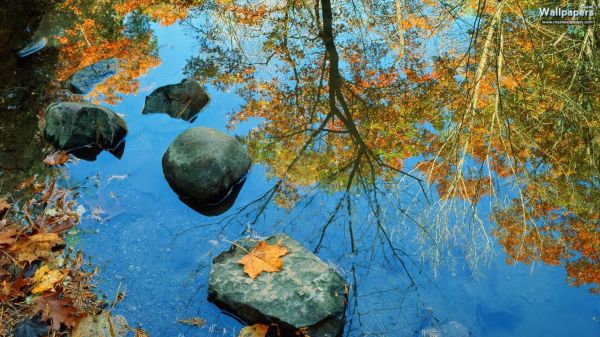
[2, 1, 600, 336]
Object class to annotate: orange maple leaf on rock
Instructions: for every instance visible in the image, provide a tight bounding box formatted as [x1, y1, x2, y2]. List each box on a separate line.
[238, 241, 289, 279]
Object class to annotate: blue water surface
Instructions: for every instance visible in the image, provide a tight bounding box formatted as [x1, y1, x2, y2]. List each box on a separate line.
[66, 21, 600, 337]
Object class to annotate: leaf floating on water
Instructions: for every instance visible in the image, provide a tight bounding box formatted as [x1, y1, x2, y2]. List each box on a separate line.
[91, 206, 106, 222]
[238, 324, 269, 337]
[238, 240, 289, 279]
[108, 174, 128, 182]
[31, 265, 68, 294]
[177, 317, 205, 327]
[13, 317, 48, 337]
[132, 327, 150, 337]
[43, 151, 70, 166]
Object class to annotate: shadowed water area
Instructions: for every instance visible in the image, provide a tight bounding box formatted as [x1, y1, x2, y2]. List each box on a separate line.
[1, 0, 600, 336]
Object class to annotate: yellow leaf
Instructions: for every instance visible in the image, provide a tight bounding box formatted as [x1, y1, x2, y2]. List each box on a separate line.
[9, 233, 64, 263]
[31, 265, 68, 294]
[238, 324, 269, 337]
[238, 241, 288, 279]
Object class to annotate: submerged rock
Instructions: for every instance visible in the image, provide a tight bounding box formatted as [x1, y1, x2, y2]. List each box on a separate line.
[44, 102, 127, 152]
[162, 127, 251, 206]
[419, 321, 469, 337]
[142, 79, 209, 121]
[208, 234, 348, 337]
[440, 321, 469, 337]
[68, 58, 119, 94]
[71, 311, 128, 337]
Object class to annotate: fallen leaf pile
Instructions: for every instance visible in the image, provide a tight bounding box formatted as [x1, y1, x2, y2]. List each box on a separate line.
[0, 177, 110, 336]
[238, 241, 289, 279]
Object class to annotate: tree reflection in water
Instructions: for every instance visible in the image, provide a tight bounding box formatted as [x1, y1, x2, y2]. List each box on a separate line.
[1, 0, 598, 335]
[182, 0, 600, 299]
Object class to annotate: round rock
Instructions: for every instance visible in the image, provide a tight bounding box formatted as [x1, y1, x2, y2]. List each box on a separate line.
[162, 127, 251, 205]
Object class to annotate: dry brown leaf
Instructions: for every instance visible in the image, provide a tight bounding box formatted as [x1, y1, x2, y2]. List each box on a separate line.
[177, 317, 205, 327]
[0, 228, 18, 247]
[0, 198, 10, 217]
[31, 265, 68, 294]
[34, 295, 81, 330]
[238, 241, 289, 279]
[238, 324, 269, 337]
[0, 277, 28, 302]
[9, 233, 64, 264]
[43, 151, 70, 166]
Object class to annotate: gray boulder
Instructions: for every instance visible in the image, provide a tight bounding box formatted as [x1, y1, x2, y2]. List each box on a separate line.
[162, 127, 250, 205]
[44, 102, 127, 151]
[142, 79, 209, 121]
[68, 58, 119, 94]
[208, 234, 348, 337]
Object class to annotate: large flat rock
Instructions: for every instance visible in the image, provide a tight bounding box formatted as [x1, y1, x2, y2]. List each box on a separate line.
[208, 234, 348, 337]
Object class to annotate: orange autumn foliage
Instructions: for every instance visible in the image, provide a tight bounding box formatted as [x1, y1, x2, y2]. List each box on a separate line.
[114, 0, 193, 26]
[56, 21, 159, 104]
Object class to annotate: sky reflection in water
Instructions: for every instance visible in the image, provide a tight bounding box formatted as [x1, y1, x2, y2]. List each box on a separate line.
[61, 18, 600, 337]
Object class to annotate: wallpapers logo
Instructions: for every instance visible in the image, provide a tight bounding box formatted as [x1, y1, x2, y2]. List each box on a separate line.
[538, 5, 595, 25]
